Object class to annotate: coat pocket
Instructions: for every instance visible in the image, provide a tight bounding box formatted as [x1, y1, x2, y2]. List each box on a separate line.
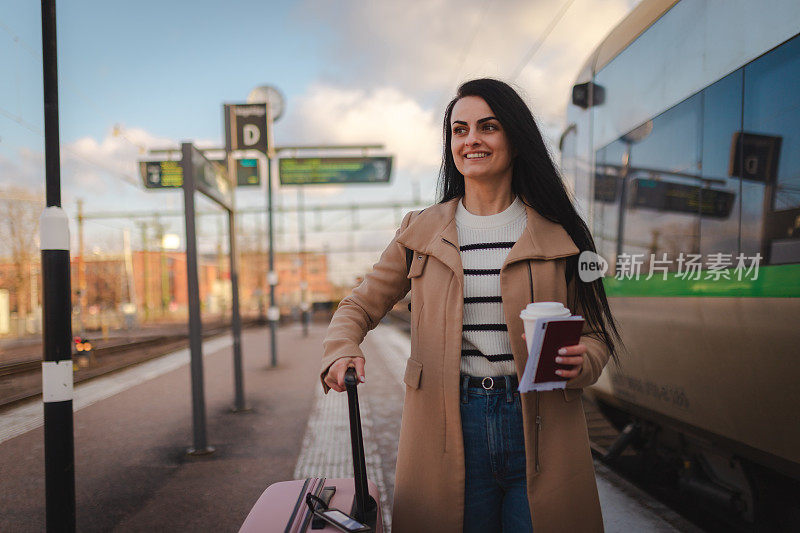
[563, 388, 582, 402]
[403, 358, 423, 389]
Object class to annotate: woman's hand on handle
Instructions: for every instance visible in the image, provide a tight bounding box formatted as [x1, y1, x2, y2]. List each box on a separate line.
[323, 356, 366, 393]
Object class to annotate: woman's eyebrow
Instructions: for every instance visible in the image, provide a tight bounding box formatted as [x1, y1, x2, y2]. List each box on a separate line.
[451, 116, 498, 126]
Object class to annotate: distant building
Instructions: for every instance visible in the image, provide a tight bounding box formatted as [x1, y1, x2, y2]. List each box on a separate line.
[0, 248, 342, 335]
[239, 250, 336, 315]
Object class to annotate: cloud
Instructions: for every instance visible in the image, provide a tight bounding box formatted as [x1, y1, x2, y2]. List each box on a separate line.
[280, 0, 640, 281]
[0, 148, 44, 190]
[57, 127, 220, 205]
[63, 126, 178, 190]
[294, 0, 637, 136]
[278, 83, 442, 174]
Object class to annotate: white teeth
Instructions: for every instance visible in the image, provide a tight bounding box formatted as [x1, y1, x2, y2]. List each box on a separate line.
[465, 153, 489, 159]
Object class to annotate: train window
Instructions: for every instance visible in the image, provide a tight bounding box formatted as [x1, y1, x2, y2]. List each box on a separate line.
[560, 125, 586, 217]
[593, 144, 623, 264]
[700, 69, 743, 259]
[741, 33, 800, 264]
[617, 94, 703, 270]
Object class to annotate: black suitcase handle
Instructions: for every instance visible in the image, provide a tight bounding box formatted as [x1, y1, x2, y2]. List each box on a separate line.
[344, 367, 377, 527]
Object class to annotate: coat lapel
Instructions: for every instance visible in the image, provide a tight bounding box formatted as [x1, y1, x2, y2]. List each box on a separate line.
[396, 197, 463, 284]
[503, 202, 580, 268]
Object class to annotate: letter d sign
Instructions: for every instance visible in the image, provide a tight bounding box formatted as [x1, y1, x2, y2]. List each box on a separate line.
[243, 124, 260, 146]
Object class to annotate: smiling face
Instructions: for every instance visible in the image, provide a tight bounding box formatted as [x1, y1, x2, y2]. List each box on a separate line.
[450, 95, 515, 184]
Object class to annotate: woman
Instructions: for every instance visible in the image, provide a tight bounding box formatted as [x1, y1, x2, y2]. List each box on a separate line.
[320, 78, 622, 532]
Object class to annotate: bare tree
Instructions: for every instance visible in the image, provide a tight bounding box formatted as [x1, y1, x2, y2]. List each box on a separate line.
[0, 187, 44, 322]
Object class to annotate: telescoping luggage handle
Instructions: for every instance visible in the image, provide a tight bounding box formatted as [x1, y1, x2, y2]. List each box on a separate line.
[344, 367, 376, 526]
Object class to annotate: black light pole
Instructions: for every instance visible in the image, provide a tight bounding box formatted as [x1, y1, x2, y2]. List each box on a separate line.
[40, 0, 76, 530]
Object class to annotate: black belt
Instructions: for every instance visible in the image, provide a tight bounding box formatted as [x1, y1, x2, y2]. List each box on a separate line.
[462, 374, 518, 390]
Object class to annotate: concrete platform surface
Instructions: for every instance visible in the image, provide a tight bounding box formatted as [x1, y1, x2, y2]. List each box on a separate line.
[0, 322, 700, 532]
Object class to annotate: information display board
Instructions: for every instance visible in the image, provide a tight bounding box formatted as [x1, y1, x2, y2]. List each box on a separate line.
[593, 171, 620, 203]
[236, 159, 260, 186]
[632, 178, 735, 218]
[140, 160, 183, 188]
[140, 158, 258, 188]
[278, 156, 392, 185]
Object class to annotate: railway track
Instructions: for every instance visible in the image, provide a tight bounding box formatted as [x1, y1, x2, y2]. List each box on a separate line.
[0, 320, 259, 408]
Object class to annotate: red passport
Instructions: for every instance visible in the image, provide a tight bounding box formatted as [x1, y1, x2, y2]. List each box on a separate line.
[534, 319, 585, 383]
[519, 316, 585, 392]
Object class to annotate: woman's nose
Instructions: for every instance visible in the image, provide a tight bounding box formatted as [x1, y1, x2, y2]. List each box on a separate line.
[465, 132, 480, 146]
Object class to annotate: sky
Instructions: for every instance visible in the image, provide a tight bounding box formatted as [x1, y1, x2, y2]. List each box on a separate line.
[0, 0, 640, 284]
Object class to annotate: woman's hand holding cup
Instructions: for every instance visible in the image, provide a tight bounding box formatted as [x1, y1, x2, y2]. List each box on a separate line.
[521, 332, 586, 379]
[324, 356, 366, 393]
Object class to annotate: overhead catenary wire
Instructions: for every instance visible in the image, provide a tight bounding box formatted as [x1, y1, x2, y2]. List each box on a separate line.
[0, 18, 145, 188]
[435, 0, 497, 109]
[508, 0, 577, 81]
[0, 105, 42, 136]
[0, 16, 135, 137]
[0, 102, 141, 189]
[0, 18, 39, 59]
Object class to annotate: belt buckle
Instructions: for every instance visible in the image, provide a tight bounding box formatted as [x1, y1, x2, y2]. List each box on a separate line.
[481, 377, 494, 390]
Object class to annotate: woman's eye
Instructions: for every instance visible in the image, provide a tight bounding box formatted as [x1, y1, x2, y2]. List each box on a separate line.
[453, 127, 466, 135]
[482, 123, 498, 131]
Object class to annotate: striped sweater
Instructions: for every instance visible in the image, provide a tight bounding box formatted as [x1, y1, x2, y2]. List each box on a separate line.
[456, 196, 527, 377]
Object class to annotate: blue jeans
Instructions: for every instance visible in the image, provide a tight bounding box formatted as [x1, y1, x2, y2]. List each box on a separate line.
[460, 376, 533, 533]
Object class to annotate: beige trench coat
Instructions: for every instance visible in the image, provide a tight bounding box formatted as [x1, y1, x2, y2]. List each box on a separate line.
[321, 197, 608, 532]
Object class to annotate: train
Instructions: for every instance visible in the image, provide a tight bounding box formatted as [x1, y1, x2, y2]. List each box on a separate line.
[560, 0, 800, 527]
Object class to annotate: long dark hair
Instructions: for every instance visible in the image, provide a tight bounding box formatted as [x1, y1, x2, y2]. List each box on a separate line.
[438, 78, 623, 362]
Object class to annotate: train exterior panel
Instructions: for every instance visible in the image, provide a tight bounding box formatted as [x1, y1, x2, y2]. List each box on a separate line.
[596, 297, 799, 473]
[560, 0, 800, 497]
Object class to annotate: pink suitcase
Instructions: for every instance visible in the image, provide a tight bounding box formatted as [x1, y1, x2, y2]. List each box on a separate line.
[240, 369, 383, 533]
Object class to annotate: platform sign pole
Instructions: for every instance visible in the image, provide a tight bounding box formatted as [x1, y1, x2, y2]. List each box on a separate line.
[40, 0, 76, 530]
[224, 102, 276, 367]
[267, 153, 278, 367]
[297, 187, 309, 337]
[227, 153, 246, 410]
[181, 142, 212, 455]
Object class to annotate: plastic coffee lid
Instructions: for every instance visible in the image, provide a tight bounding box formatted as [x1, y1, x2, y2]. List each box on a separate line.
[519, 301, 570, 319]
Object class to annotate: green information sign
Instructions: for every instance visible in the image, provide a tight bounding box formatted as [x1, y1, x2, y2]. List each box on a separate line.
[278, 156, 392, 185]
[236, 158, 260, 186]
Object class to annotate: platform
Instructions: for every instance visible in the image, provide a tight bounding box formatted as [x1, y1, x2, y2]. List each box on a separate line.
[0, 322, 700, 532]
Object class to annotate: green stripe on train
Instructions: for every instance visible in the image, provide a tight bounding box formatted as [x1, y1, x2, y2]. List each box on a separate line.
[602, 264, 800, 297]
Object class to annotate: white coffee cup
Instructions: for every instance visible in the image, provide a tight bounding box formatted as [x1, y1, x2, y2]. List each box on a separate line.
[519, 302, 571, 354]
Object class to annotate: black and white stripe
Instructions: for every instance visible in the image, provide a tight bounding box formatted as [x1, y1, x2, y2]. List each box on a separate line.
[464, 268, 501, 276]
[456, 197, 527, 377]
[40, 205, 77, 526]
[464, 296, 502, 304]
[459, 242, 515, 251]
